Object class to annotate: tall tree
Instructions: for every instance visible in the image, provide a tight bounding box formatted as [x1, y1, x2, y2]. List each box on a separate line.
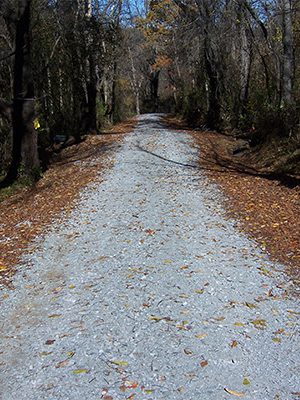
[1, 0, 39, 186]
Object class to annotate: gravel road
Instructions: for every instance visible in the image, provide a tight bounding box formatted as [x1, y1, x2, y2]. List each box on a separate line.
[0, 114, 299, 400]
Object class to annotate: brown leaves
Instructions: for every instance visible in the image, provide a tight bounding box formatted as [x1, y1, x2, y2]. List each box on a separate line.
[120, 380, 139, 392]
[182, 117, 300, 283]
[56, 359, 69, 368]
[145, 229, 156, 236]
[45, 339, 55, 345]
[200, 360, 208, 368]
[0, 118, 137, 287]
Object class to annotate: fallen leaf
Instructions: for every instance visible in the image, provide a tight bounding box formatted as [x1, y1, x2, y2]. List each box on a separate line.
[39, 351, 52, 356]
[111, 360, 128, 367]
[251, 319, 267, 329]
[195, 333, 207, 340]
[145, 229, 155, 235]
[0, 265, 8, 272]
[195, 289, 204, 294]
[200, 360, 208, 368]
[287, 309, 300, 316]
[184, 348, 193, 355]
[272, 337, 281, 343]
[56, 359, 69, 368]
[231, 340, 238, 348]
[224, 388, 245, 397]
[179, 294, 189, 298]
[243, 377, 251, 385]
[123, 381, 138, 389]
[48, 314, 62, 318]
[245, 302, 257, 309]
[72, 369, 89, 374]
[213, 316, 225, 321]
[66, 351, 75, 357]
[234, 322, 245, 327]
[45, 339, 55, 345]
[258, 267, 272, 276]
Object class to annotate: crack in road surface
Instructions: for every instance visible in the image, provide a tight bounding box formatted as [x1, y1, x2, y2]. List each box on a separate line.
[0, 114, 299, 400]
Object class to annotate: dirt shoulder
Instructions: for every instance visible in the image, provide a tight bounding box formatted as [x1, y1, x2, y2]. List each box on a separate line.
[0, 118, 136, 288]
[164, 116, 300, 286]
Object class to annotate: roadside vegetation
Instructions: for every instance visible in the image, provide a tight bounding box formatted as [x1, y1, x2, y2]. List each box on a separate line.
[0, 0, 299, 187]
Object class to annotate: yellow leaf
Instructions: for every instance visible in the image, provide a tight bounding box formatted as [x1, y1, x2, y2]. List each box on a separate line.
[195, 289, 204, 294]
[72, 369, 89, 374]
[34, 118, 40, 130]
[69, 284, 76, 289]
[149, 316, 163, 322]
[144, 389, 153, 394]
[39, 351, 52, 356]
[214, 316, 225, 321]
[163, 259, 172, 264]
[224, 388, 245, 397]
[234, 322, 245, 327]
[259, 267, 271, 276]
[243, 377, 251, 385]
[195, 333, 207, 340]
[245, 302, 257, 309]
[67, 351, 75, 357]
[251, 319, 267, 328]
[272, 337, 281, 343]
[179, 294, 189, 298]
[0, 265, 8, 272]
[111, 360, 128, 367]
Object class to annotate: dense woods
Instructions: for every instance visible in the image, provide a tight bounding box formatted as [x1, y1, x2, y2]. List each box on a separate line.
[0, 0, 299, 186]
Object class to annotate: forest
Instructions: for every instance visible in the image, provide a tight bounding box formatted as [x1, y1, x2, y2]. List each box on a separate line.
[0, 0, 299, 186]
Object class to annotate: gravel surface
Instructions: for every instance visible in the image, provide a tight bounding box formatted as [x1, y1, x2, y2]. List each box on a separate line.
[0, 114, 299, 400]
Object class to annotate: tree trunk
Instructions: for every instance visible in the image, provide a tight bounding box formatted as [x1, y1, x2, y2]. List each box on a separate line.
[85, 0, 98, 133]
[204, 41, 221, 130]
[150, 69, 160, 112]
[86, 54, 98, 132]
[128, 47, 141, 115]
[239, 17, 252, 117]
[281, 0, 293, 105]
[1, 0, 39, 187]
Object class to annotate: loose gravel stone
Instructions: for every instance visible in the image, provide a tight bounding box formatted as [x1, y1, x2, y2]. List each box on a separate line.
[0, 114, 299, 400]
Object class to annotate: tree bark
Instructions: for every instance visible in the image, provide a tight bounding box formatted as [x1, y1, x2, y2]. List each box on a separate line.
[281, 0, 293, 105]
[1, 0, 39, 187]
